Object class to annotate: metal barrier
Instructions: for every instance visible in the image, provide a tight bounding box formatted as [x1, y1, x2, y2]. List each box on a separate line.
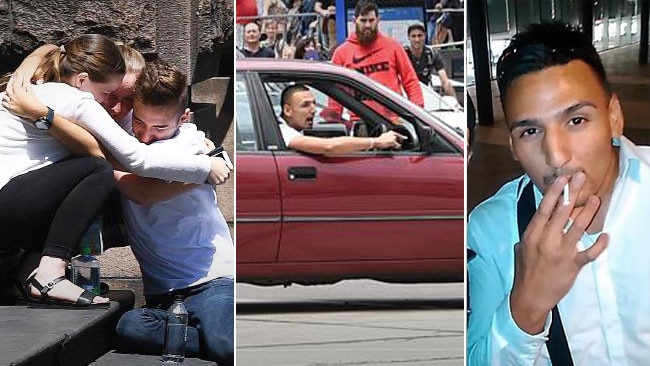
[236, 12, 326, 58]
[426, 8, 465, 14]
[236, 6, 465, 58]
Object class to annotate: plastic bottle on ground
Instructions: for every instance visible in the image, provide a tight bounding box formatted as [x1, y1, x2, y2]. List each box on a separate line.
[70, 246, 101, 295]
[162, 294, 189, 363]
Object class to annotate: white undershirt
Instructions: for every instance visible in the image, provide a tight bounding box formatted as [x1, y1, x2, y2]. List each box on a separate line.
[120, 123, 234, 295]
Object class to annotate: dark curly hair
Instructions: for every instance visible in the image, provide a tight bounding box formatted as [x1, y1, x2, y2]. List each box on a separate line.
[496, 22, 610, 103]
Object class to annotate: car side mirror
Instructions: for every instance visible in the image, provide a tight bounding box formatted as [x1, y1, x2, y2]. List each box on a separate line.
[424, 127, 458, 155]
[303, 123, 348, 138]
[351, 121, 367, 137]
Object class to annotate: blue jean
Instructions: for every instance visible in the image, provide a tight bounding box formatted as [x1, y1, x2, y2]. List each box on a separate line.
[116, 277, 233, 365]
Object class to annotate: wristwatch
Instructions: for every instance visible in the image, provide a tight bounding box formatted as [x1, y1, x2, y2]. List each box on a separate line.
[34, 107, 54, 130]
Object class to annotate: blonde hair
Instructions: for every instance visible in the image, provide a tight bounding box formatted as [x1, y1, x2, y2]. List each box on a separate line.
[33, 34, 125, 84]
[115, 42, 145, 75]
[0, 73, 10, 92]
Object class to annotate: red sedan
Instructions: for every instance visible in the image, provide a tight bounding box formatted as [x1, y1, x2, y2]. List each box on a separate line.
[236, 59, 464, 285]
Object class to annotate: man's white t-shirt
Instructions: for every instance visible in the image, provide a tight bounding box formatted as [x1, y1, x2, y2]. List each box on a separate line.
[119, 122, 234, 295]
[278, 116, 302, 147]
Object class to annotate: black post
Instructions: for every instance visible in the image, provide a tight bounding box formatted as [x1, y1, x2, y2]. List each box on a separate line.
[580, 0, 594, 42]
[641, 0, 649, 64]
[468, 0, 494, 126]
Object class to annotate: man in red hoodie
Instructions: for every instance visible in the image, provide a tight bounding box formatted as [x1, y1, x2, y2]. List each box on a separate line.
[331, 0, 424, 110]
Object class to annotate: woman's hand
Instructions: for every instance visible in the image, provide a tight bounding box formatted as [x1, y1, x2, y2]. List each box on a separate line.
[2, 81, 48, 121]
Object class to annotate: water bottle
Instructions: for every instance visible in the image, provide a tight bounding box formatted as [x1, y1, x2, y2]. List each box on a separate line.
[70, 246, 101, 295]
[80, 215, 104, 255]
[162, 295, 189, 363]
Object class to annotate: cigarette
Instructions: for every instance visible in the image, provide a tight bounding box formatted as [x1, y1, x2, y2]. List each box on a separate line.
[563, 183, 570, 206]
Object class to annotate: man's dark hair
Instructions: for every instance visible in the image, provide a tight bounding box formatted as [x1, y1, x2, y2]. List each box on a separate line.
[280, 84, 310, 118]
[244, 20, 261, 31]
[354, 0, 379, 17]
[135, 60, 187, 114]
[496, 22, 611, 103]
[407, 23, 426, 36]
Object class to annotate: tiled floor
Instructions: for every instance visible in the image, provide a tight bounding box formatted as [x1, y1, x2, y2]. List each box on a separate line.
[468, 44, 650, 211]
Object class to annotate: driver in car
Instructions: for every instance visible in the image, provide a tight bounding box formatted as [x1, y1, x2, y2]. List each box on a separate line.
[278, 85, 406, 154]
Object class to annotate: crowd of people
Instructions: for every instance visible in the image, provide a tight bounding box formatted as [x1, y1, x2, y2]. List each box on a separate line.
[235, 0, 462, 97]
[236, 0, 328, 60]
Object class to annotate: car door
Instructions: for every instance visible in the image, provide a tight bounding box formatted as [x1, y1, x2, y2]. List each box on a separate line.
[257, 71, 464, 273]
[235, 71, 283, 266]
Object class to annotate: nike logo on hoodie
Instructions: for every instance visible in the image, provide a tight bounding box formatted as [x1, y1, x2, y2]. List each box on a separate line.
[352, 49, 381, 64]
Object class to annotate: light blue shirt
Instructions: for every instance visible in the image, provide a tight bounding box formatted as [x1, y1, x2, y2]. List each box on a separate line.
[467, 136, 650, 365]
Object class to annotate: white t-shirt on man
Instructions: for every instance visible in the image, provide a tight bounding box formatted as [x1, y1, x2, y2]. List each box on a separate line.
[119, 122, 234, 295]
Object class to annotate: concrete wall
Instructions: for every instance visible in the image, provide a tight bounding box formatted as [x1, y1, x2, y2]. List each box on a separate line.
[0, 0, 233, 77]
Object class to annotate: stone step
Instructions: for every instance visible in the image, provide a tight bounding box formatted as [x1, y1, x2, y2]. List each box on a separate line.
[90, 350, 217, 365]
[0, 290, 134, 366]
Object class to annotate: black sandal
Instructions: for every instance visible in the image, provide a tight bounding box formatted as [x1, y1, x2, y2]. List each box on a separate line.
[23, 273, 99, 306]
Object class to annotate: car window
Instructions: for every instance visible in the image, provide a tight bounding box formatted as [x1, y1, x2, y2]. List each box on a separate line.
[262, 81, 347, 126]
[261, 78, 429, 153]
[236, 74, 259, 152]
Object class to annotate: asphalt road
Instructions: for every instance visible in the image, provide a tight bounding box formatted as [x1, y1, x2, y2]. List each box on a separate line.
[236, 281, 464, 366]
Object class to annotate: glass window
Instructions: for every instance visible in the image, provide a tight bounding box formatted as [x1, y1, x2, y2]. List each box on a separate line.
[631, 0, 640, 43]
[259, 76, 456, 154]
[487, 0, 512, 34]
[472, 0, 641, 86]
[235, 73, 258, 152]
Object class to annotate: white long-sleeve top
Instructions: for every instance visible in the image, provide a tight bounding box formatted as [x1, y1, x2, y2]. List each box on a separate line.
[0, 82, 210, 189]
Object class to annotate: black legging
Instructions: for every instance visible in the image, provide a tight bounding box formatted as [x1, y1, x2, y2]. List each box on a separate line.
[0, 157, 115, 260]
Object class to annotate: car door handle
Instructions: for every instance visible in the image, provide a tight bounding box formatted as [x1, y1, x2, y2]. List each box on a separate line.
[288, 166, 317, 181]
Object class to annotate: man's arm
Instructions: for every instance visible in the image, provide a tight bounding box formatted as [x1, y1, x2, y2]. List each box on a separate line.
[395, 45, 424, 107]
[431, 52, 456, 97]
[437, 69, 456, 97]
[466, 180, 557, 365]
[7, 43, 57, 90]
[314, 1, 328, 16]
[288, 130, 405, 155]
[467, 220, 552, 365]
[50, 114, 105, 157]
[113, 170, 200, 205]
